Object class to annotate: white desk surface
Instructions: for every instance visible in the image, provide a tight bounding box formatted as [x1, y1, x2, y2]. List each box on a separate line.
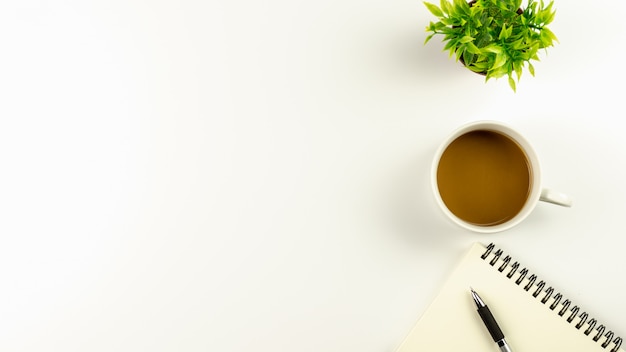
[2, 1, 625, 351]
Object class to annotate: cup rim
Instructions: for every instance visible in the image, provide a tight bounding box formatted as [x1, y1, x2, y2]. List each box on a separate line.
[431, 120, 542, 233]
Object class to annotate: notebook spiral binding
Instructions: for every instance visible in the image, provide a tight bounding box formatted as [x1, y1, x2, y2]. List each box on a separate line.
[481, 243, 623, 352]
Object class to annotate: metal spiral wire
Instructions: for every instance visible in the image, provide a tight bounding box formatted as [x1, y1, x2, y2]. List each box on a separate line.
[481, 243, 623, 352]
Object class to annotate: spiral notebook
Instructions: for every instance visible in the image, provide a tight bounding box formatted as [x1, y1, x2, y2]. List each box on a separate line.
[396, 242, 624, 352]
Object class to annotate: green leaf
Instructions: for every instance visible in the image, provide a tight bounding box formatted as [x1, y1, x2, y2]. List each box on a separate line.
[441, 17, 456, 26]
[543, 27, 558, 43]
[465, 41, 481, 54]
[508, 75, 517, 92]
[483, 44, 502, 54]
[462, 50, 474, 66]
[535, 10, 546, 25]
[528, 44, 540, 59]
[492, 53, 507, 69]
[424, 33, 435, 44]
[528, 62, 535, 76]
[453, 0, 467, 11]
[454, 46, 464, 61]
[499, 24, 513, 40]
[546, 9, 556, 25]
[424, 2, 443, 17]
[440, 0, 451, 15]
[470, 63, 488, 74]
[457, 0, 471, 15]
[514, 61, 523, 80]
[468, 64, 486, 74]
[459, 35, 474, 43]
[434, 22, 447, 30]
[511, 38, 526, 50]
[443, 38, 457, 51]
[540, 30, 553, 48]
[543, 2, 555, 24]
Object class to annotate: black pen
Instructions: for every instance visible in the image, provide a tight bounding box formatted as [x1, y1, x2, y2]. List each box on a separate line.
[470, 288, 513, 352]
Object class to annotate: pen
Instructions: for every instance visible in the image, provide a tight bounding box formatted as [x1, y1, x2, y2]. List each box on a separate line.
[470, 288, 513, 352]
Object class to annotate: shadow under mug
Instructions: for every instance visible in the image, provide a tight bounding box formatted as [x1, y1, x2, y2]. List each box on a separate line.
[431, 120, 572, 233]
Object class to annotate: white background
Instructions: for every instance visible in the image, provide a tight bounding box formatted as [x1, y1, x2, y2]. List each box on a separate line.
[1, 0, 625, 351]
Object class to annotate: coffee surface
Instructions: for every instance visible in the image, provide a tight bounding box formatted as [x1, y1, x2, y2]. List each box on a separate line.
[436, 130, 531, 226]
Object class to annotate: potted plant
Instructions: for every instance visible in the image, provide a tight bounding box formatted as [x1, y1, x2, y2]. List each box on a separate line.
[423, 0, 558, 91]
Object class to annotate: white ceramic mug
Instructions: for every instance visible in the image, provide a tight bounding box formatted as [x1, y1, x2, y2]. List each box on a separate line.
[431, 120, 572, 233]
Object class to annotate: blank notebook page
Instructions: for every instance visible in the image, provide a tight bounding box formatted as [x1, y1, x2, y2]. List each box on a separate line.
[395, 242, 624, 352]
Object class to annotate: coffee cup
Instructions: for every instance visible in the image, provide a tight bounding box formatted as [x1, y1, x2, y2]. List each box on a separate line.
[431, 120, 571, 233]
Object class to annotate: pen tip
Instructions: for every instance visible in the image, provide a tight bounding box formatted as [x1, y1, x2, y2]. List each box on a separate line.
[470, 288, 485, 307]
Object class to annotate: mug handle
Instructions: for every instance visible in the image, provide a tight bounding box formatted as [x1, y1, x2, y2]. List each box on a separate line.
[540, 188, 573, 207]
